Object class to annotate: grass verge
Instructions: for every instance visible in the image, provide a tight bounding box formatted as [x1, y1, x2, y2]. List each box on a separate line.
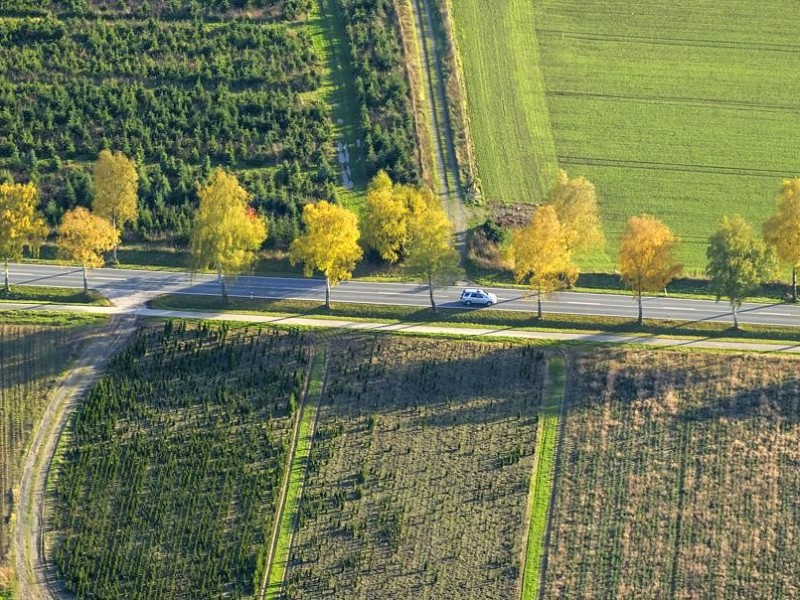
[0, 287, 109, 306]
[263, 345, 328, 599]
[0, 311, 107, 326]
[150, 294, 800, 345]
[521, 357, 564, 599]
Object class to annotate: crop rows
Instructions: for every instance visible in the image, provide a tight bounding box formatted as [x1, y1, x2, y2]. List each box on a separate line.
[50, 322, 314, 599]
[284, 335, 545, 599]
[542, 350, 800, 598]
[0, 323, 89, 572]
[0, 3, 335, 240]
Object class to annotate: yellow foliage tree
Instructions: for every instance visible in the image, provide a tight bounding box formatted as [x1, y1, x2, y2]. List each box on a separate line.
[290, 201, 363, 308]
[405, 191, 463, 310]
[763, 178, 800, 301]
[361, 171, 424, 263]
[618, 214, 682, 325]
[0, 181, 47, 290]
[189, 168, 267, 298]
[547, 169, 605, 255]
[92, 150, 139, 263]
[512, 205, 577, 318]
[57, 207, 119, 291]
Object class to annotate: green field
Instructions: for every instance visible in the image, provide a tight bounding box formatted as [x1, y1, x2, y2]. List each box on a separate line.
[453, 0, 800, 272]
[542, 350, 800, 597]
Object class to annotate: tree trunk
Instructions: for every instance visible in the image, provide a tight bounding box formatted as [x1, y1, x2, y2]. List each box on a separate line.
[216, 267, 228, 300]
[428, 273, 436, 311]
[793, 266, 797, 302]
[4, 258, 8, 291]
[82, 263, 88, 292]
[325, 278, 331, 309]
[112, 215, 119, 265]
[731, 300, 739, 329]
[637, 291, 643, 326]
[537, 291, 543, 319]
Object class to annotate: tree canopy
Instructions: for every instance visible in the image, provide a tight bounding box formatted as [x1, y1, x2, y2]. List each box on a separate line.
[547, 169, 605, 255]
[707, 215, 776, 328]
[189, 168, 267, 297]
[0, 180, 47, 289]
[289, 200, 362, 308]
[405, 191, 462, 309]
[763, 178, 800, 300]
[618, 214, 682, 324]
[57, 207, 119, 290]
[512, 205, 577, 318]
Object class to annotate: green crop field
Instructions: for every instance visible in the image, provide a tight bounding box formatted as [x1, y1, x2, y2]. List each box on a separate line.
[50, 322, 314, 599]
[0, 322, 95, 589]
[453, 0, 800, 272]
[284, 335, 545, 598]
[542, 350, 800, 597]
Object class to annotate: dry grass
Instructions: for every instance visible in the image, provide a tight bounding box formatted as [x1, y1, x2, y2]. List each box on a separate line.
[284, 335, 546, 598]
[543, 350, 800, 598]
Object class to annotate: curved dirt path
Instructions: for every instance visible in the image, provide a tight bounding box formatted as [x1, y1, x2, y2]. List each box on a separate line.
[13, 315, 138, 600]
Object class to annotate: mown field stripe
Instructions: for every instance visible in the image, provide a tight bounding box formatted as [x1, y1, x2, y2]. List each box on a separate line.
[261, 344, 328, 599]
[521, 356, 565, 600]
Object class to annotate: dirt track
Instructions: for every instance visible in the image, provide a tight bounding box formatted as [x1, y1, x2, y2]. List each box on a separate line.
[13, 315, 137, 600]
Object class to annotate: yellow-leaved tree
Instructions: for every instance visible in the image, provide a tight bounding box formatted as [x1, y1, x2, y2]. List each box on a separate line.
[405, 190, 463, 310]
[618, 214, 682, 325]
[189, 168, 267, 298]
[57, 207, 119, 291]
[0, 181, 47, 290]
[92, 149, 139, 264]
[763, 178, 800, 301]
[361, 171, 423, 263]
[547, 169, 605, 255]
[290, 201, 363, 308]
[512, 205, 577, 318]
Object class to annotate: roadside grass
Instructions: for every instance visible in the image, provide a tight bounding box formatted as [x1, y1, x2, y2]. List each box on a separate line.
[0, 311, 106, 327]
[0, 286, 109, 306]
[451, 0, 558, 204]
[264, 346, 328, 599]
[150, 294, 800, 345]
[521, 357, 564, 600]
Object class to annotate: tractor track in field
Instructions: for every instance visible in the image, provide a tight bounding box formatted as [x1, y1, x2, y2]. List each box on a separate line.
[408, 0, 467, 260]
[13, 315, 137, 600]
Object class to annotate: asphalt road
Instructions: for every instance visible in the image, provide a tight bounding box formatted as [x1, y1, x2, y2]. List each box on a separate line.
[8, 262, 800, 328]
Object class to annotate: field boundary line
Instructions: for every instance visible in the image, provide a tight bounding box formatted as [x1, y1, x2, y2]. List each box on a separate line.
[259, 342, 329, 599]
[13, 315, 138, 600]
[520, 354, 566, 600]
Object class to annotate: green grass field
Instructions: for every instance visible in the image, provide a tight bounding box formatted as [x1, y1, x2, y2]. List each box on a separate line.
[450, 0, 558, 204]
[453, 0, 800, 272]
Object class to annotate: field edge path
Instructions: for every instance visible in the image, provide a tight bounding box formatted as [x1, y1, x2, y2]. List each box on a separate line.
[260, 343, 329, 599]
[519, 355, 566, 599]
[13, 315, 138, 600]
[408, 0, 467, 257]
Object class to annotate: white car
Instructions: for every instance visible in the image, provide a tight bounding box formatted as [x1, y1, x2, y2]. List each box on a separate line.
[460, 288, 498, 307]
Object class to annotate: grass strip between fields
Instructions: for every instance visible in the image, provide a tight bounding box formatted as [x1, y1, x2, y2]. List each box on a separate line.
[262, 345, 328, 599]
[521, 356, 564, 599]
[0, 286, 109, 306]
